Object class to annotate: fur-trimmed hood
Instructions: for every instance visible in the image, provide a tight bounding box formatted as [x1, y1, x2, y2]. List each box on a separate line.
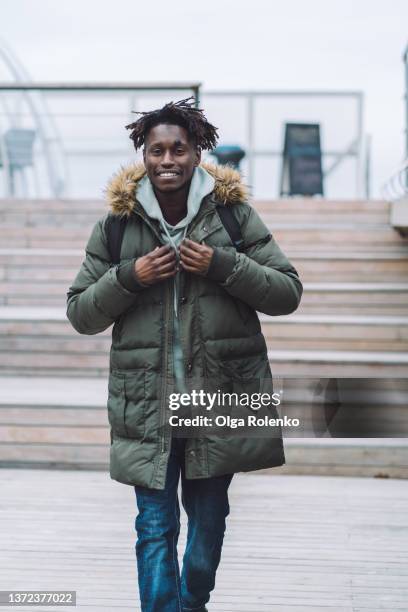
[105, 161, 249, 217]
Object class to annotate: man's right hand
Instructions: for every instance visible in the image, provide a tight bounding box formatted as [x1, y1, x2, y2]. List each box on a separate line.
[135, 245, 177, 286]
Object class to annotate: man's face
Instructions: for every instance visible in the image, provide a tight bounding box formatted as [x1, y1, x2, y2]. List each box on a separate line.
[143, 123, 201, 193]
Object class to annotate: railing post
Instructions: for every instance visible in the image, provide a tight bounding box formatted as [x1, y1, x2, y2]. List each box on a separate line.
[246, 94, 254, 190]
[356, 92, 364, 199]
[365, 133, 371, 200]
[403, 44, 408, 186]
[193, 85, 200, 108]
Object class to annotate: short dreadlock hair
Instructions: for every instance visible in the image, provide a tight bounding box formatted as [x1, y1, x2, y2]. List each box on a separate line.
[125, 96, 218, 152]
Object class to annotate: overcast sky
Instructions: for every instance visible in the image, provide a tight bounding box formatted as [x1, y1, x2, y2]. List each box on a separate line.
[2, 0, 408, 197]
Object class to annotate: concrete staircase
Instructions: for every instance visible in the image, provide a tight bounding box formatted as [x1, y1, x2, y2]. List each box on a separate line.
[0, 197, 408, 476]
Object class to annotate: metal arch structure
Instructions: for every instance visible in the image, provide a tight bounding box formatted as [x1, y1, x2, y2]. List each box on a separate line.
[0, 40, 68, 197]
[381, 43, 408, 202]
[381, 158, 408, 201]
[0, 73, 201, 198]
[404, 42, 408, 162]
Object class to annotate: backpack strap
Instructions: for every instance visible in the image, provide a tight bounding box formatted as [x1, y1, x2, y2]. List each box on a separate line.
[105, 215, 128, 265]
[105, 206, 245, 265]
[215, 205, 245, 252]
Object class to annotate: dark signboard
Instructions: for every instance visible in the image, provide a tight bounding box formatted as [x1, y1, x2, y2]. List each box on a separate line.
[280, 123, 324, 196]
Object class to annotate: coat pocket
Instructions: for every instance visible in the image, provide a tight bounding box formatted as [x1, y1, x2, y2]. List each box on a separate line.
[219, 355, 265, 402]
[107, 369, 146, 439]
[203, 334, 272, 419]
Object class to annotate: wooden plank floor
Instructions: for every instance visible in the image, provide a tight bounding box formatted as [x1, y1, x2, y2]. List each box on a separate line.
[0, 469, 407, 611]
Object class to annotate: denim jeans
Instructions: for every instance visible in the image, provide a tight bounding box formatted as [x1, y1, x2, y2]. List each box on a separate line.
[134, 437, 233, 612]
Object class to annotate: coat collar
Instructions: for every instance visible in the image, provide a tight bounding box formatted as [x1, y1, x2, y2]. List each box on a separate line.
[104, 161, 250, 217]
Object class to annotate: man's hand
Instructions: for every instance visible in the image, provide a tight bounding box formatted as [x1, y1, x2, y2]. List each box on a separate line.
[135, 245, 177, 285]
[179, 239, 214, 276]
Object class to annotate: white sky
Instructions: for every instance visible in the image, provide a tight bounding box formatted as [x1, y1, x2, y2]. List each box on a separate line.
[2, 0, 408, 197]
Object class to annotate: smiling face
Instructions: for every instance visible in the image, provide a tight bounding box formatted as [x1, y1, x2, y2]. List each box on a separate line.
[143, 123, 201, 193]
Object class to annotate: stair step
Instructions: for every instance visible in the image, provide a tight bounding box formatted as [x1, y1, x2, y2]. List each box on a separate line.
[0, 425, 109, 445]
[0, 247, 82, 259]
[0, 376, 106, 405]
[7, 293, 407, 314]
[0, 199, 104, 211]
[253, 199, 391, 213]
[5, 248, 404, 261]
[0, 444, 109, 469]
[1, 223, 407, 251]
[0, 307, 70, 320]
[292, 253, 408, 282]
[0, 198, 391, 218]
[2, 358, 407, 378]
[298, 283, 408, 315]
[0, 227, 91, 249]
[2, 292, 408, 312]
[303, 282, 408, 290]
[269, 438, 408, 478]
[1, 307, 407, 337]
[259, 212, 391, 224]
[270, 226, 408, 251]
[269, 350, 408, 377]
[260, 314, 408, 351]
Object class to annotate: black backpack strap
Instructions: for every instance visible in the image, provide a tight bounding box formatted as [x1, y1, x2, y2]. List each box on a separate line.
[105, 207, 244, 262]
[215, 205, 245, 252]
[105, 215, 128, 264]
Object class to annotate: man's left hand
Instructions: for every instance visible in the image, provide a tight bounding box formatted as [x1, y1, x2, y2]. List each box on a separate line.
[179, 239, 214, 276]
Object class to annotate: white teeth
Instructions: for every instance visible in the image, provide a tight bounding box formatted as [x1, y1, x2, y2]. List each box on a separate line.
[159, 172, 177, 177]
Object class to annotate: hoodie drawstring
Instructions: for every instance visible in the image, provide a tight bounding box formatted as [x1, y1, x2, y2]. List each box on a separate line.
[159, 223, 189, 318]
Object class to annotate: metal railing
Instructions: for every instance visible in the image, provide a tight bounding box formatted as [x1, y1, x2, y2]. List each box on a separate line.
[202, 90, 366, 198]
[0, 82, 200, 198]
[404, 43, 408, 161]
[0, 83, 367, 199]
[381, 44, 408, 202]
[381, 158, 408, 201]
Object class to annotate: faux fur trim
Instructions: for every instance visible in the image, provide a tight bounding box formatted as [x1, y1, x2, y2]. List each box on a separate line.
[105, 161, 249, 217]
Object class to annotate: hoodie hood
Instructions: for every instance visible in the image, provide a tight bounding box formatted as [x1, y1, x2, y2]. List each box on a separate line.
[136, 165, 215, 231]
[105, 161, 250, 217]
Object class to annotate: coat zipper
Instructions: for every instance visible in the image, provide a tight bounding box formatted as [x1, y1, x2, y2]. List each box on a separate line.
[160, 281, 172, 453]
[131, 206, 171, 455]
[178, 208, 222, 372]
[132, 203, 217, 454]
[177, 269, 191, 375]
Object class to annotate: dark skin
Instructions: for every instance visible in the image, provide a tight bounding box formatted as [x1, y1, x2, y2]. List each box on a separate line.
[134, 124, 214, 286]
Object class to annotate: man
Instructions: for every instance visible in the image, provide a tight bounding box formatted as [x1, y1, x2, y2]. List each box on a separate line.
[67, 97, 303, 612]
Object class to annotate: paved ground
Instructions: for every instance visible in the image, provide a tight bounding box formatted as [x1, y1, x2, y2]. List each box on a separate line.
[0, 469, 407, 611]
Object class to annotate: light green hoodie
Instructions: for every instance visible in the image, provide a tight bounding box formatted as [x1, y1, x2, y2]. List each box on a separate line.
[136, 166, 215, 393]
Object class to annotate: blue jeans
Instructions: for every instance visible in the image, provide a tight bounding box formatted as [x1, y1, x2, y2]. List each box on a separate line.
[134, 437, 233, 612]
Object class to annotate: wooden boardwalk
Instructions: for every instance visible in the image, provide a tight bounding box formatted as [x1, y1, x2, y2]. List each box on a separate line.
[1, 470, 407, 611]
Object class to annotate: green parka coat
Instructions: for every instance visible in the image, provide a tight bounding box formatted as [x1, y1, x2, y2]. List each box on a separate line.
[66, 162, 303, 489]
